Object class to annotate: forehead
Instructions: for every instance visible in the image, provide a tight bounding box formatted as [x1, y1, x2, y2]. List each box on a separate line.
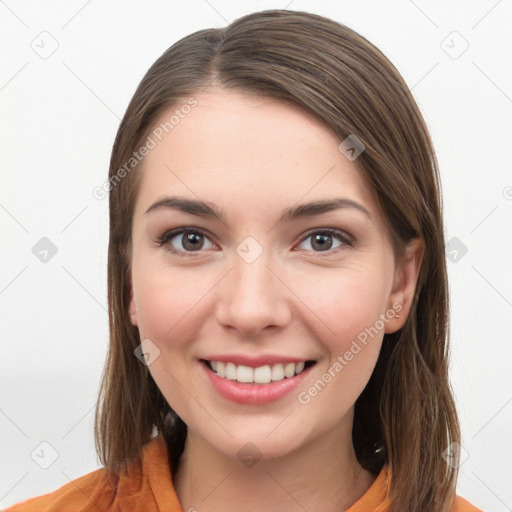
[135, 89, 381, 224]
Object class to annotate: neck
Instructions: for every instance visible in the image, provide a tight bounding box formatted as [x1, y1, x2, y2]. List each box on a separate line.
[173, 416, 377, 512]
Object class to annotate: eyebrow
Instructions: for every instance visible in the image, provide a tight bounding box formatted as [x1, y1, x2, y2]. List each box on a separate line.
[144, 196, 372, 222]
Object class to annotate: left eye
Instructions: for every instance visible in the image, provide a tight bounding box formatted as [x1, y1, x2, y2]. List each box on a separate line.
[296, 229, 351, 253]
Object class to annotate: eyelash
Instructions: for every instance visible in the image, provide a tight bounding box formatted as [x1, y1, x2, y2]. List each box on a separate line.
[155, 227, 353, 257]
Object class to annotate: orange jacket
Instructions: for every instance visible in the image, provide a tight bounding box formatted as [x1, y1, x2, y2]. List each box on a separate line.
[4, 435, 483, 511]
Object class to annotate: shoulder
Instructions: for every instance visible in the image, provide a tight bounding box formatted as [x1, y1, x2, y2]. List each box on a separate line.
[3, 467, 117, 512]
[347, 464, 483, 512]
[453, 494, 484, 512]
[3, 436, 181, 512]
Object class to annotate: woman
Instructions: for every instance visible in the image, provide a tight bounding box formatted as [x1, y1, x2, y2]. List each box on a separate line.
[6, 9, 482, 512]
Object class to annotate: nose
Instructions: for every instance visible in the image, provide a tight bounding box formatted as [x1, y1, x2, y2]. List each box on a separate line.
[215, 248, 291, 338]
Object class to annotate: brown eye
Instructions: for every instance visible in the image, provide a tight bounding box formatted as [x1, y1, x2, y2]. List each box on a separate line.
[176, 231, 206, 251]
[296, 229, 352, 253]
[158, 228, 216, 255]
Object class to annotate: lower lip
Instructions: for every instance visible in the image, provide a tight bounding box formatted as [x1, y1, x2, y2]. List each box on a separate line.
[202, 361, 314, 405]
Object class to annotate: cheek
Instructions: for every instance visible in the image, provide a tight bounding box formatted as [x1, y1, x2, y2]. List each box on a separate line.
[132, 264, 214, 352]
[297, 264, 389, 349]
[292, 266, 388, 405]
[132, 267, 210, 416]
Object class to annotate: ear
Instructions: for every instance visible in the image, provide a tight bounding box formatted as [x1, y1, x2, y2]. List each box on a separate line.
[129, 278, 138, 327]
[385, 237, 425, 334]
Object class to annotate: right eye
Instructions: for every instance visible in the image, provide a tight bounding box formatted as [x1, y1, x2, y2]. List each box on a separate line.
[157, 227, 218, 256]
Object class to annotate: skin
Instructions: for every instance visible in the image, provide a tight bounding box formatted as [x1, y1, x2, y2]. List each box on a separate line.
[129, 88, 424, 511]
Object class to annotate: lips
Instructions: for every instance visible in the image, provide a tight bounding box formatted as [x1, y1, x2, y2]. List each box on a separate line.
[198, 353, 317, 404]
[201, 357, 316, 404]
[201, 354, 312, 367]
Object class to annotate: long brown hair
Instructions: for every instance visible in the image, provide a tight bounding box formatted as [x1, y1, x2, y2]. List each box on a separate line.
[94, 9, 461, 511]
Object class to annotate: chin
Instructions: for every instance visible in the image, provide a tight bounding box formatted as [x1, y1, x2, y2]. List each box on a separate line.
[201, 429, 311, 464]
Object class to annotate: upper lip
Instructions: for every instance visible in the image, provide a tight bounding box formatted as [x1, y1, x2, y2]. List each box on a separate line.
[200, 354, 313, 367]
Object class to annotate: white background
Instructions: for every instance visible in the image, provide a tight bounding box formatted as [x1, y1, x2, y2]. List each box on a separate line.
[1, 1, 511, 510]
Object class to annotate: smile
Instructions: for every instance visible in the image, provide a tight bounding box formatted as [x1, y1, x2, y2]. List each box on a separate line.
[201, 358, 317, 405]
[205, 360, 315, 384]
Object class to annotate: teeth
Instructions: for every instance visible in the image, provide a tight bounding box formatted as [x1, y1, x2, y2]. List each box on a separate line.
[216, 361, 226, 378]
[271, 364, 284, 381]
[225, 362, 237, 380]
[208, 360, 309, 384]
[253, 365, 272, 384]
[284, 363, 295, 378]
[236, 365, 253, 383]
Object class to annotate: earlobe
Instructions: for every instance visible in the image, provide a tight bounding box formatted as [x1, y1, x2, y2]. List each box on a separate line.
[385, 237, 425, 333]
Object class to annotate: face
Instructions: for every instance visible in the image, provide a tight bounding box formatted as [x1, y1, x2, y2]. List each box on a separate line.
[129, 88, 422, 461]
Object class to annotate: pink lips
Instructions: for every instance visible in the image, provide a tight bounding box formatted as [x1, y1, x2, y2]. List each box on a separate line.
[201, 358, 314, 405]
[201, 354, 309, 367]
